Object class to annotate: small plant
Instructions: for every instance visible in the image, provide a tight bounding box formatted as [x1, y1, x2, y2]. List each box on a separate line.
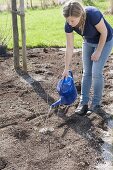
[0, 44, 7, 57]
[0, 28, 12, 57]
[0, 10, 12, 57]
[0, 33, 8, 57]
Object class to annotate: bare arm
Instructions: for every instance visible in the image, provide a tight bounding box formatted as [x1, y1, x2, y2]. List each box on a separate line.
[63, 32, 74, 76]
[91, 18, 107, 61]
[95, 18, 107, 53]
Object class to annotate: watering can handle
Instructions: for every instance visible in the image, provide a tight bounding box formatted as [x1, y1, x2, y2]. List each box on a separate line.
[63, 70, 73, 82]
[69, 70, 73, 78]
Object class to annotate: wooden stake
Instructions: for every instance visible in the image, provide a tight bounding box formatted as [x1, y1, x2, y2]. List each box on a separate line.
[20, 0, 27, 72]
[11, 0, 20, 69]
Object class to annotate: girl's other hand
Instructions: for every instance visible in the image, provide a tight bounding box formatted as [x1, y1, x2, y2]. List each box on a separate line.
[91, 51, 101, 61]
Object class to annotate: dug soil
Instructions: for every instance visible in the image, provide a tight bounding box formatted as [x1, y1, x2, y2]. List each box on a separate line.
[0, 48, 113, 170]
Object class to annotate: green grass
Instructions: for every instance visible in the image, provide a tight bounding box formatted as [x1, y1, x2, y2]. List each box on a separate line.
[25, 7, 67, 47]
[97, 1, 110, 11]
[0, 0, 113, 49]
[25, 7, 83, 48]
[24, 4, 113, 48]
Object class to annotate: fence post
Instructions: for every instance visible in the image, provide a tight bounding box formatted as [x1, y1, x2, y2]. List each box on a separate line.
[20, 0, 27, 72]
[11, 0, 20, 69]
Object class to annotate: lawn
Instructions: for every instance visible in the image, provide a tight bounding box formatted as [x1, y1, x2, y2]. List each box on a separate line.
[19, 3, 113, 48]
[0, 0, 113, 49]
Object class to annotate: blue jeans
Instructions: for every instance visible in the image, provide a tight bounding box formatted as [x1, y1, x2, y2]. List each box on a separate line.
[80, 38, 113, 106]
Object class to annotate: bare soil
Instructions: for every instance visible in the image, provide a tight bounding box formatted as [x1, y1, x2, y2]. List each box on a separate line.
[0, 48, 113, 170]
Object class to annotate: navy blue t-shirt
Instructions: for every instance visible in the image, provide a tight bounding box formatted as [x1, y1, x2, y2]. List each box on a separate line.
[65, 6, 113, 44]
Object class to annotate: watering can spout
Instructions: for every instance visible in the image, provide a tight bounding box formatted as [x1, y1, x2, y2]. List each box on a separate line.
[51, 99, 61, 108]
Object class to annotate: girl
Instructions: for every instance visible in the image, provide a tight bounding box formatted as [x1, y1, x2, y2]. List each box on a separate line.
[62, 0, 113, 115]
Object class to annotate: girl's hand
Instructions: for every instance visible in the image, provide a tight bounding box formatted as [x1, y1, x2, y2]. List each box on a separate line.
[62, 69, 69, 78]
[91, 51, 101, 61]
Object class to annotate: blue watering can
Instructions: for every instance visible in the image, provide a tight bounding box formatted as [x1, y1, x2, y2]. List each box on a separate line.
[51, 70, 78, 108]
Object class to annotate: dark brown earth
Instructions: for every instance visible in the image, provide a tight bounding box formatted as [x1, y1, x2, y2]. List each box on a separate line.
[0, 48, 113, 170]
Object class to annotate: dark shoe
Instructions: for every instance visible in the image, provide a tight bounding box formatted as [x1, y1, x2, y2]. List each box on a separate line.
[75, 104, 88, 116]
[87, 105, 105, 114]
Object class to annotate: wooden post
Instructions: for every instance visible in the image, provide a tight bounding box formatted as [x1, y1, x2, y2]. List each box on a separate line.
[11, 0, 20, 69]
[20, 0, 27, 71]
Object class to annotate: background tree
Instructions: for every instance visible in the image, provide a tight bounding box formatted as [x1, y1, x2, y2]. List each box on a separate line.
[110, 0, 113, 14]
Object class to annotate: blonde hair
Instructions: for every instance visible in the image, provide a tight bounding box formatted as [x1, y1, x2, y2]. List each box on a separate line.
[63, 0, 86, 35]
